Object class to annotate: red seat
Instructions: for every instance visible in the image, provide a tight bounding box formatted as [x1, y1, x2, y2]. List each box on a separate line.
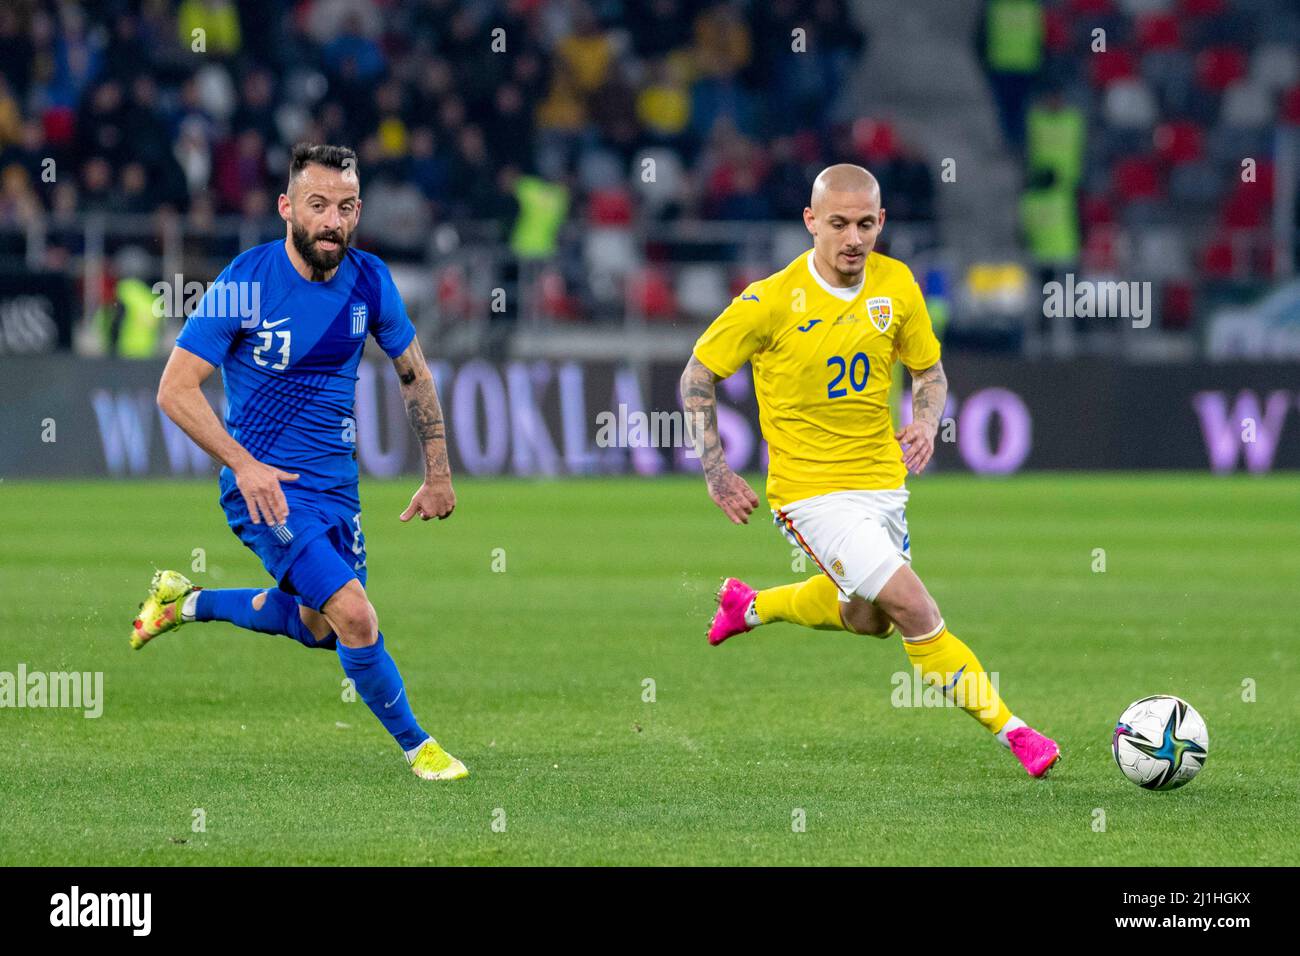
[1135, 14, 1181, 52]
[538, 269, 579, 320]
[1222, 184, 1268, 230]
[1196, 46, 1248, 93]
[1153, 121, 1203, 165]
[1112, 156, 1163, 201]
[588, 188, 634, 226]
[1082, 223, 1120, 272]
[1180, 0, 1226, 16]
[629, 267, 676, 319]
[1161, 281, 1194, 330]
[1282, 85, 1300, 125]
[1043, 9, 1071, 54]
[851, 118, 897, 161]
[1081, 192, 1114, 228]
[1200, 240, 1236, 279]
[1068, 0, 1114, 13]
[1090, 48, 1138, 88]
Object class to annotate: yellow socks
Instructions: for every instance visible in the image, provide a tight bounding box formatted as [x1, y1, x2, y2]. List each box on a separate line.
[753, 575, 845, 631]
[902, 623, 1012, 735]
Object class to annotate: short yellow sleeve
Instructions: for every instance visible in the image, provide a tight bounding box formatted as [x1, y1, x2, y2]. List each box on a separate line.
[895, 278, 942, 372]
[692, 284, 773, 379]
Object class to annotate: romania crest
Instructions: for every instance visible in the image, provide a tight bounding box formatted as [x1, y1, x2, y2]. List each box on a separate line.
[867, 296, 893, 332]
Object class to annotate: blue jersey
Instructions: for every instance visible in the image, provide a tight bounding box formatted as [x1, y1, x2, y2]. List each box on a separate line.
[176, 240, 415, 497]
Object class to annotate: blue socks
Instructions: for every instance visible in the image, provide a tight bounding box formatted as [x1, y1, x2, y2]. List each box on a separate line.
[336, 633, 428, 752]
[192, 588, 427, 752]
[195, 587, 335, 649]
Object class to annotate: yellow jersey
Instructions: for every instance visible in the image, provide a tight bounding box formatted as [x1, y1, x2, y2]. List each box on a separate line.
[693, 250, 941, 508]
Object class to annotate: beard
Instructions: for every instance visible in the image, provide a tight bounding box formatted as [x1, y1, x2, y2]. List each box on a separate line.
[290, 219, 350, 275]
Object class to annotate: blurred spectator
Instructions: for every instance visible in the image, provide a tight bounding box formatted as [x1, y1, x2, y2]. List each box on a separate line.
[981, 0, 1045, 149]
[177, 0, 241, 57]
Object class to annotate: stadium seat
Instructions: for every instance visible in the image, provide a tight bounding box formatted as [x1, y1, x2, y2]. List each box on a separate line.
[1082, 222, 1122, 272]
[1284, 84, 1300, 124]
[1043, 8, 1073, 54]
[1221, 182, 1270, 231]
[1135, 227, 1192, 279]
[1091, 48, 1140, 89]
[674, 264, 730, 319]
[1134, 13, 1181, 52]
[1160, 279, 1195, 329]
[1152, 120, 1204, 165]
[627, 266, 677, 320]
[1103, 79, 1158, 128]
[1220, 81, 1276, 129]
[1112, 155, 1164, 201]
[1251, 42, 1300, 93]
[851, 118, 898, 162]
[1179, 0, 1227, 16]
[1199, 238, 1238, 279]
[1081, 192, 1116, 228]
[587, 188, 634, 226]
[538, 269, 580, 321]
[1195, 46, 1249, 93]
[583, 226, 639, 282]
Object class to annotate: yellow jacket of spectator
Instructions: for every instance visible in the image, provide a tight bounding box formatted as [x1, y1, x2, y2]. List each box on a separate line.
[511, 176, 569, 260]
[100, 278, 164, 358]
[178, 0, 242, 55]
[986, 0, 1043, 73]
[1028, 104, 1085, 188]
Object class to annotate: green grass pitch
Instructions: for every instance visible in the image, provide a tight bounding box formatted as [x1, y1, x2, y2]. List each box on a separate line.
[0, 474, 1295, 866]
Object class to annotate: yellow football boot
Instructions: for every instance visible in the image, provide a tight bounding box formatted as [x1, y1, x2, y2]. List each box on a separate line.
[130, 569, 198, 650]
[408, 738, 469, 781]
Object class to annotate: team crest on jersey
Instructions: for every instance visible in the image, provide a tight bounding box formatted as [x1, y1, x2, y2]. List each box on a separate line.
[350, 302, 368, 336]
[831, 558, 845, 577]
[867, 296, 893, 332]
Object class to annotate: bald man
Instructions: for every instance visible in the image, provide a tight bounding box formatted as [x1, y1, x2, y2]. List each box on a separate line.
[681, 164, 1060, 778]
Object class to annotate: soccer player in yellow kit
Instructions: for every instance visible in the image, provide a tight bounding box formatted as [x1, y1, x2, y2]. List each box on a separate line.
[680, 164, 1060, 777]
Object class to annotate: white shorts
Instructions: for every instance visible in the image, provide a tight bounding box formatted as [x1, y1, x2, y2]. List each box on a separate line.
[773, 489, 911, 602]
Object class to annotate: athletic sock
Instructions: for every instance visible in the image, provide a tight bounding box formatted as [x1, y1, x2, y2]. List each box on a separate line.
[193, 588, 331, 648]
[901, 621, 1013, 735]
[752, 575, 845, 630]
[336, 633, 428, 752]
[996, 715, 1027, 749]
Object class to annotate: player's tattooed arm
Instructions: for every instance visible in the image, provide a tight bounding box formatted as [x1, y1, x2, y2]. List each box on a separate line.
[393, 337, 456, 521]
[896, 360, 947, 475]
[680, 354, 759, 525]
[158, 346, 298, 526]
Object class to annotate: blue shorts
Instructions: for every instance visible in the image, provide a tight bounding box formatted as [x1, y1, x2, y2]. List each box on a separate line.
[219, 477, 367, 612]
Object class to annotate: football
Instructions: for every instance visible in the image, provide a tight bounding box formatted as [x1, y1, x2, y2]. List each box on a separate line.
[1112, 696, 1209, 791]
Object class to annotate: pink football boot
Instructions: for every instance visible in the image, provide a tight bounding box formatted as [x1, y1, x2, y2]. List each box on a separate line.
[708, 577, 756, 646]
[1007, 726, 1061, 778]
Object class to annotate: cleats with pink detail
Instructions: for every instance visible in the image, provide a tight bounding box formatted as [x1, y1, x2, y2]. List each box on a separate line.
[1007, 726, 1061, 778]
[708, 577, 756, 646]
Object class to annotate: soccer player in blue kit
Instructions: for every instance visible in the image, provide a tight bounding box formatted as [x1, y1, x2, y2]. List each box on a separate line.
[134, 144, 468, 781]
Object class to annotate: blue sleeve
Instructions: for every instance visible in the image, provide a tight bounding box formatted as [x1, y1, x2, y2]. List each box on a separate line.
[373, 264, 417, 358]
[175, 266, 244, 367]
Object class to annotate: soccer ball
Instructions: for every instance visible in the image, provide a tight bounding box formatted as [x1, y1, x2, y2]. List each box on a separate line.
[1112, 695, 1208, 791]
